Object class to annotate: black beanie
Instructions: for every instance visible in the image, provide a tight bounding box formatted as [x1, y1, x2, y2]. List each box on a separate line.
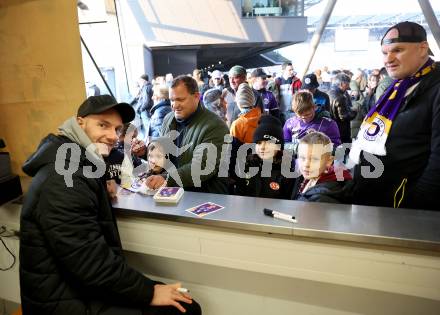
[252, 115, 284, 147]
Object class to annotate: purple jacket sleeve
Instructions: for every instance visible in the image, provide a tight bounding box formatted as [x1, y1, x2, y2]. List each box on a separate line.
[283, 119, 293, 142]
[326, 120, 342, 146]
[268, 92, 279, 111]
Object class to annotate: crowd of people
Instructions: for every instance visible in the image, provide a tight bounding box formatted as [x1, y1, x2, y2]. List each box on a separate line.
[19, 21, 439, 314]
[119, 23, 440, 210]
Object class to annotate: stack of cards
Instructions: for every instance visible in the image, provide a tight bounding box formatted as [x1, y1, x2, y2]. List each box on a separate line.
[153, 187, 184, 204]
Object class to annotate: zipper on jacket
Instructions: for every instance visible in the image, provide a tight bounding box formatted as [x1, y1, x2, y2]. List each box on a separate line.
[393, 178, 408, 208]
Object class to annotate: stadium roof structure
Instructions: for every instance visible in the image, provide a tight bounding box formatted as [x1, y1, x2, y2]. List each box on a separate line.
[307, 12, 440, 29]
[304, 0, 440, 28]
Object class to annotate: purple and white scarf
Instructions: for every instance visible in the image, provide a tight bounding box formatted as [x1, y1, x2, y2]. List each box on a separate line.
[350, 58, 435, 163]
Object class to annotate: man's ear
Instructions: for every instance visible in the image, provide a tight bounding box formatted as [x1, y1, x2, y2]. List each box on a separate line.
[420, 41, 430, 57]
[77, 116, 85, 127]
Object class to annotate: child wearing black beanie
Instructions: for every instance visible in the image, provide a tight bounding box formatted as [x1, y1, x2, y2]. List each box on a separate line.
[234, 115, 296, 199]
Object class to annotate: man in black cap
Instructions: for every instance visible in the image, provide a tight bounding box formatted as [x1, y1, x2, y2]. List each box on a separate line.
[250, 68, 280, 119]
[301, 73, 330, 117]
[328, 73, 357, 144]
[350, 21, 440, 210]
[20, 95, 201, 314]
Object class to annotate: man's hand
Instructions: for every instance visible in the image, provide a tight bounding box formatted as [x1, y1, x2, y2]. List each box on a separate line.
[131, 138, 147, 157]
[144, 175, 166, 189]
[106, 180, 118, 201]
[150, 283, 193, 313]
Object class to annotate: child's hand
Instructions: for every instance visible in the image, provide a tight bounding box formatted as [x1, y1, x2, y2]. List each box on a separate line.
[106, 180, 118, 201]
[144, 175, 166, 189]
[131, 138, 147, 157]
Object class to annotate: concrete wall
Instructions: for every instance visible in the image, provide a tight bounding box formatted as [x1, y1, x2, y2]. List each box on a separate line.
[0, 0, 86, 176]
[119, 0, 307, 47]
[116, 0, 307, 80]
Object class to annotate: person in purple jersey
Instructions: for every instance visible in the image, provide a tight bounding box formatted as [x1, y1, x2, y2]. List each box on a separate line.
[283, 91, 341, 147]
[250, 68, 280, 119]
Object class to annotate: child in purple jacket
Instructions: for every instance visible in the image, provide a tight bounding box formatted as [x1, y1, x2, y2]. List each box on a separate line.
[283, 90, 341, 146]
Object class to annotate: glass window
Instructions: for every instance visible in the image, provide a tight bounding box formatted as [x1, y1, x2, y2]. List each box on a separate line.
[242, 0, 304, 18]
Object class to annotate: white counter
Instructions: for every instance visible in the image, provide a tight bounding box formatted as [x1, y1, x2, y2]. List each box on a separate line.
[2, 191, 440, 314]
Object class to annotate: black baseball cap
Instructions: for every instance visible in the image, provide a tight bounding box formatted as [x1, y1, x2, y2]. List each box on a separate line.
[302, 73, 319, 90]
[250, 68, 268, 79]
[381, 21, 434, 56]
[77, 95, 135, 124]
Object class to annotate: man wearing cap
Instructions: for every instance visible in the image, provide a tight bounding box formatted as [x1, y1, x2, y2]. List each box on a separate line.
[20, 95, 201, 314]
[328, 72, 357, 144]
[210, 70, 225, 90]
[350, 21, 440, 210]
[251, 68, 280, 119]
[222, 65, 264, 126]
[302, 73, 331, 117]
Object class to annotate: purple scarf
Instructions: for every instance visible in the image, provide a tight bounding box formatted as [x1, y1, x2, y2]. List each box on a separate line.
[366, 58, 435, 121]
[350, 58, 435, 163]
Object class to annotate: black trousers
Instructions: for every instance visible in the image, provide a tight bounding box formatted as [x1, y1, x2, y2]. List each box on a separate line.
[91, 301, 202, 315]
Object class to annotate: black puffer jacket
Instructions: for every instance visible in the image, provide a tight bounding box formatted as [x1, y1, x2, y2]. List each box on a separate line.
[292, 167, 353, 203]
[294, 181, 348, 203]
[20, 134, 155, 315]
[234, 154, 296, 200]
[329, 86, 357, 143]
[352, 62, 440, 211]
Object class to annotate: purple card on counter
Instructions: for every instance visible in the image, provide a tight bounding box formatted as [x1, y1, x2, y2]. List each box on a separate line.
[186, 202, 224, 218]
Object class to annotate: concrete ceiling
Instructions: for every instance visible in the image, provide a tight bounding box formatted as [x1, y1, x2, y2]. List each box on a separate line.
[151, 41, 295, 70]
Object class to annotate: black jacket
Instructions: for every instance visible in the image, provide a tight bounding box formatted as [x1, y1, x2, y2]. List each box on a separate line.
[352, 62, 440, 210]
[138, 82, 154, 114]
[20, 135, 155, 314]
[292, 167, 352, 203]
[329, 86, 357, 143]
[235, 154, 296, 200]
[105, 142, 144, 184]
